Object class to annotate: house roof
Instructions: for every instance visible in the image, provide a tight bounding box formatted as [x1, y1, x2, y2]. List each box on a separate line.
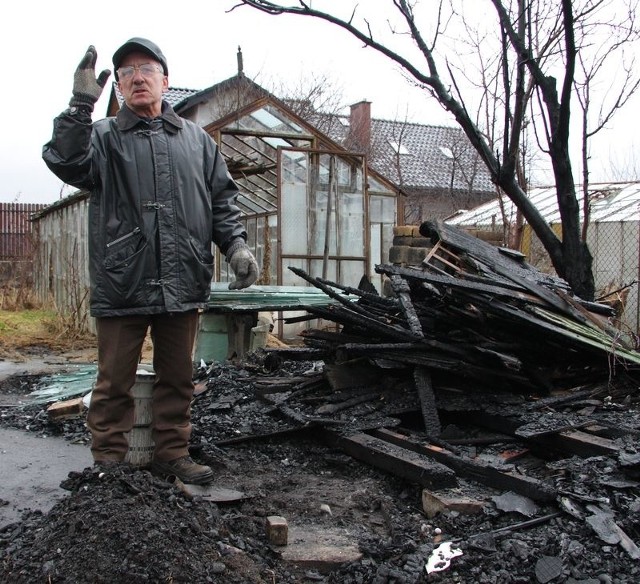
[309, 113, 494, 195]
[162, 87, 200, 107]
[447, 181, 640, 226]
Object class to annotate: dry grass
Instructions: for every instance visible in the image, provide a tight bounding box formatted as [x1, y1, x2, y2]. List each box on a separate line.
[0, 308, 162, 363]
[0, 272, 98, 360]
[0, 308, 97, 360]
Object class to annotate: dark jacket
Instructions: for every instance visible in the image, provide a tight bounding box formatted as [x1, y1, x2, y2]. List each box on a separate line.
[42, 102, 246, 317]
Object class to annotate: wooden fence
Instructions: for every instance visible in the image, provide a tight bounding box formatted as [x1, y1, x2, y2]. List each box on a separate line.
[0, 202, 46, 259]
[31, 192, 93, 332]
[0, 202, 47, 283]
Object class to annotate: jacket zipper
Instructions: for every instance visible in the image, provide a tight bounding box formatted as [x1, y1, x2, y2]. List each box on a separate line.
[106, 227, 141, 248]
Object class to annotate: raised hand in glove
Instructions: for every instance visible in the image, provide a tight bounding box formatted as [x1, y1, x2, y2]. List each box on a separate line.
[226, 240, 259, 290]
[69, 46, 111, 110]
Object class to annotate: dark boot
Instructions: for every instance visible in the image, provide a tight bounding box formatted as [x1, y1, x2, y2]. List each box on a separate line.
[151, 456, 214, 484]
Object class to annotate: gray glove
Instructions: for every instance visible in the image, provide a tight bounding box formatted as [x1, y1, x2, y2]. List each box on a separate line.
[226, 240, 259, 290]
[69, 46, 111, 109]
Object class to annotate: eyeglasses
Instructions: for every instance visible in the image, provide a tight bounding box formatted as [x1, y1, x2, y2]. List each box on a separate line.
[117, 63, 163, 80]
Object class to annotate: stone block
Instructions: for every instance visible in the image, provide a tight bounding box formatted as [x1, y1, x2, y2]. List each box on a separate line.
[266, 515, 289, 546]
[422, 489, 486, 519]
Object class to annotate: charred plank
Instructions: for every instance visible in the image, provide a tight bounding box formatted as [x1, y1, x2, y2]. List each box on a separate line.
[321, 429, 457, 490]
[371, 428, 557, 503]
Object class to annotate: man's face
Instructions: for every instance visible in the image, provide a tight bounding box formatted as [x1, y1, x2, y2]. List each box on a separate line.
[117, 51, 168, 117]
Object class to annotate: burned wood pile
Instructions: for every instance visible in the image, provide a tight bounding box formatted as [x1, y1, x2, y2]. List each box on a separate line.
[265, 219, 640, 438]
[245, 220, 640, 532]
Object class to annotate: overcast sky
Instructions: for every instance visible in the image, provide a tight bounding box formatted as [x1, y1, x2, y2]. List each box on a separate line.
[2, 0, 638, 204]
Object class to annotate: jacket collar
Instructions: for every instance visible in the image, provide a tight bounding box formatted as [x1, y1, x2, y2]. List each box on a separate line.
[116, 101, 184, 134]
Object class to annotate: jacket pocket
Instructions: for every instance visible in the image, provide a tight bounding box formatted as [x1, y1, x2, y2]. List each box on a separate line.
[105, 227, 141, 253]
[182, 236, 214, 302]
[101, 228, 150, 307]
[188, 236, 214, 266]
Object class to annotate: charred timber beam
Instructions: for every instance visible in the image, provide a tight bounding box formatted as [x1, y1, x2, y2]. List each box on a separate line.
[555, 287, 632, 348]
[583, 423, 640, 439]
[304, 305, 421, 343]
[334, 346, 536, 390]
[376, 263, 528, 297]
[462, 512, 564, 545]
[455, 411, 620, 457]
[390, 275, 423, 337]
[254, 376, 325, 400]
[418, 220, 572, 294]
[371, 428, 557, 503]
[288, 266, 374, 319]
[414, 366, 441, 436]
[446, 291, 640, 366]
[282, 313, 319, 324]
[490, 263, 594, 326]
[353, 303, 407, 325]
[290, 267, 410, 327]
[389, 275, 441, 436]
[258, 393, 350, 428]
[320, 429, 457, 490]
[315, 276, 399, 310]
[336, 346, 458, 368]
[336, 341, 482, 362]
[526, 429, 620, 457]
[528, 388, 597, 410]
[315, 392, 383, 415]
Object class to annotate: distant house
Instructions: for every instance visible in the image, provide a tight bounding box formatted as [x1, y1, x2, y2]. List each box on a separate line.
[447, 181, 640, 334]
[303, 100, 495, 223]
[32, 59, 494, 333]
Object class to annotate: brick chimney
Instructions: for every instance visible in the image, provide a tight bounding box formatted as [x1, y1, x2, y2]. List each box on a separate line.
[348, 100, 371, 153]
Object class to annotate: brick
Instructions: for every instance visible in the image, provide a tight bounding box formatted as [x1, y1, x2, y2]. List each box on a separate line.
[266, 515, 289, 546]
[422, 489, 486, 518]
[388, 245, 409, 264]
[393, 225, 416, 237]
[47, 397, 85, 420]
[406, 247, 429, 265]
[392, 236, 433, 247]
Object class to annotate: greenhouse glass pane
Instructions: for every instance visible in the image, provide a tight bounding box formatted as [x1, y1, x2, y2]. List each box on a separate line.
[339, 260, 366, 288]
[310, 259, 337, 282]
[338, 191, 364, 256]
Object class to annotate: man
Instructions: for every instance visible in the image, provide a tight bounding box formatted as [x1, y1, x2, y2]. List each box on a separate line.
[43, 38, 259, 484]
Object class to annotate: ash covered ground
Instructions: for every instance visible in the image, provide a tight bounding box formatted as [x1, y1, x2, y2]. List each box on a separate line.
[1, 352, 640, 583]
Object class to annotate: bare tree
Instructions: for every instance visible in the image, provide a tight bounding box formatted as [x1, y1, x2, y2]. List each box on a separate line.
[232, 0, 639, 300]
[573, 2, 640, 239]
[269, 71, 346, 130]
[610, 151, 640, 181]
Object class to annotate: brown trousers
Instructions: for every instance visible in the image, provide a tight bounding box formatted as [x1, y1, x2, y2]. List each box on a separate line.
[87, 311, 199, 463]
